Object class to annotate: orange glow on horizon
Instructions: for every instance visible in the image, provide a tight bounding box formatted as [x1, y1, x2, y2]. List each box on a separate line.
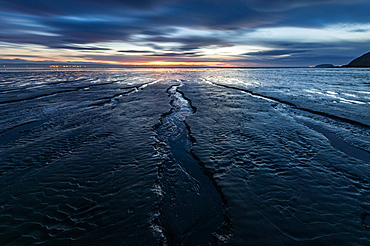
[88, 59, 234, 67]
[0, 56, 238, 67]
[127, 60, 233, 67]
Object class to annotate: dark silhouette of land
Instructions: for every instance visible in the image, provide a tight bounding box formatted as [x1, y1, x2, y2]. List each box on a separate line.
[345, 51, 370, 67]
[315, 51, 370, 68]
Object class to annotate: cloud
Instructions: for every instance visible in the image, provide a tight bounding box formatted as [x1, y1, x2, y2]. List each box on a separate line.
[147, 52, 201, 57]
[49, 45, 112, 51]
[2, 0, 370, 46]
[244, 50, 308, 56]
[41, 17, 134, 44]
[0, 0, 177, 16]
[119, 50, 153, 53]
[118, 50, 203, 57]
[140, 35, 233, 52]
[142, 1, 276, 29]
[247, 0, 367, 12]
[1, 0, 370, 66]
[1, 54, 42, 58]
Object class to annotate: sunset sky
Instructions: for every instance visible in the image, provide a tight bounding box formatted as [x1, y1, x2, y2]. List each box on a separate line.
[1, 0, 370, 67]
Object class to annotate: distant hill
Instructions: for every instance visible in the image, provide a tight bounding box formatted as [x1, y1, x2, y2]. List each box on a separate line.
[315, 64, 335, 68]
[345, 51, 370, 67]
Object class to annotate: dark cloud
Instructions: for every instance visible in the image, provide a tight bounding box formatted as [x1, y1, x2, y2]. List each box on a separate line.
[50, 45, 112, 51]
[41, 17, 133, 44]
[139, 1, 276, 29]
[142, 36, 232, 52]
[244, 50, 308, 56]
[272, 1, 370, 28]
[230, 54, 352, 67]
[349, 29, 370, 33]
[0, 0, 177, 16]
[2, 0, 369, 44]
[248, 0, 367, 12]
[1, 54, 41, 58]
[235, 41, 370, 66]
[119, 50, 201, 57]
[119, 50, 153, 53]
[147, 52, 201, 57]
[1, 0, 370, 66]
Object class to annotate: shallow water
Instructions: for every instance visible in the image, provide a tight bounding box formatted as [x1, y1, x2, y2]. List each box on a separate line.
[0, 68, 369, 245]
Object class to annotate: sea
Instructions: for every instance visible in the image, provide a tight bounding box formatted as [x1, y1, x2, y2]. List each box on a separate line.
[0, 67, 369, 245]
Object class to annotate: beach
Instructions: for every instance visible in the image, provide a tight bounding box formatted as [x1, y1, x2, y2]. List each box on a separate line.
[0, 68, 369, 245]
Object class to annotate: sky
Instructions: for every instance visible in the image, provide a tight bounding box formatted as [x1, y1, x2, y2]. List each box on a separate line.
[1, 0, 370, 67]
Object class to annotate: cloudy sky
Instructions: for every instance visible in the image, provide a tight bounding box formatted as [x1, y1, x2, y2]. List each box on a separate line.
[1, 0, 370, 67]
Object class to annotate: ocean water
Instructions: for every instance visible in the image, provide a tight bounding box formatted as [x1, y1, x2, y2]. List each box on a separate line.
[0, 68, 369, 245]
